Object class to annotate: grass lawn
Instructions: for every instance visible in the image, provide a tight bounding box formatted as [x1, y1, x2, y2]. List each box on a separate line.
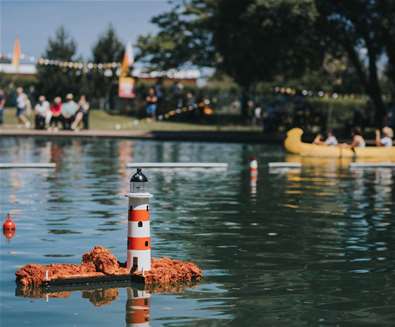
[2, 108, 261, 132]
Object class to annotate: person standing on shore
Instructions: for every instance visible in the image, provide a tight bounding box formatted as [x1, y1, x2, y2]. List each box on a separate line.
[145, 88, 158, 120]
[62, 93, 78, 130]
[0, 89, 5, 125]
[16, 87, 31, 128]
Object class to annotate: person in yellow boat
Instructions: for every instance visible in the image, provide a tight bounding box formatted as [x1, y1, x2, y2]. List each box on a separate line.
[313, 130, 338, 146]
[324, 129, 338, 145]
[349, 128, 366, 148]
[339, 128, 366, 148]
[313, 133, 324, 145]
[375, 126, 393, 147]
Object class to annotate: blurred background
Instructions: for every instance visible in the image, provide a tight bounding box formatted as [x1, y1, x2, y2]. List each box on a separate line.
[1, 0, 394, 136]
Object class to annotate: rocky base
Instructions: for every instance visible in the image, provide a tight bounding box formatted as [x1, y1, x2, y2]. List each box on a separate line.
[16, 246, 202, 288]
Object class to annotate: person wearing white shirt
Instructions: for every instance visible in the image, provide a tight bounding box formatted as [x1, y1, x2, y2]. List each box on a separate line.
[324, 130, 338, 146]
[16, 87, 31, 128]
[376, 127, 393, 147]
[34, 95, 50, 129]
[62, 93, 78, 130]
[313, 130, 338, 146]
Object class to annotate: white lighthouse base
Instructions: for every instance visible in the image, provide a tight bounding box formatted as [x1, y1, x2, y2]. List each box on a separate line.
[127, 250, 151, 273]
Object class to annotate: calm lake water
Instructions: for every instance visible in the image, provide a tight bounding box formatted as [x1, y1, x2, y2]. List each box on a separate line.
[1, 137, 394, 326]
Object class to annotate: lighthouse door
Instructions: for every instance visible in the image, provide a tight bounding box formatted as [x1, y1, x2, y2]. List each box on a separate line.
[132, 257, 138, 272]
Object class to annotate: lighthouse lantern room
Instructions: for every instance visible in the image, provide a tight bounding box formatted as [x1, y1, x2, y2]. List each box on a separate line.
[130, 168, 148, 193]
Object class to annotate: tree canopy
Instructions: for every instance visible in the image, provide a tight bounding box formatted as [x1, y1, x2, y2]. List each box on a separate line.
[137, 0, 322, 88]
[92, 24, 124, 63]
[36, 26, 80, 98]
[315, 0, 395, 126]
[137, 0, 395, 125]
[91, 24, 124, 105]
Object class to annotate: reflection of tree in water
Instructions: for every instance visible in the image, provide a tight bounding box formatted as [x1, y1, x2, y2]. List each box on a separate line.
[1, 138, 54, 221]
[373, 169, 394, 213]
[343, 168, 394, 262]
[304, 168, 395, 325]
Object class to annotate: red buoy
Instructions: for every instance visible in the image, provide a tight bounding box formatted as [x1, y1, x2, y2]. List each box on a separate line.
[3, 213, 16, 240]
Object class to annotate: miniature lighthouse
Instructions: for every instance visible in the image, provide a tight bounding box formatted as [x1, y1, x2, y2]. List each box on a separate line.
[127, 169, 153, 273]
[125, 288, 151, 327]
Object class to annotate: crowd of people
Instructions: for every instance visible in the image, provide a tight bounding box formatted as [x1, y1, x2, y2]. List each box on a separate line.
[143, 81, 185, 119]
[313, 126, 394, 148]
[143, 81, 213, 120]
[0, 87, 90, 131]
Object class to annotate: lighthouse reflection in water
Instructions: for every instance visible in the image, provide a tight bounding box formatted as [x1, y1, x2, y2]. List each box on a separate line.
[126, 288, 150, 327]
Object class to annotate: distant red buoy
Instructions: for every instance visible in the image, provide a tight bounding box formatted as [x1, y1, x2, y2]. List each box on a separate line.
[3, 228, 16, 241]
[3, 213, 16, 240]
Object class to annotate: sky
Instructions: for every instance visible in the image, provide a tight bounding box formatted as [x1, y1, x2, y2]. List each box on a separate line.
[0, 0, 172, 60]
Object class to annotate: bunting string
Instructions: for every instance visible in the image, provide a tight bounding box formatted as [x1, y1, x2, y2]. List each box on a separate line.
[37, 58, 120, 70]
[273, 86, 361, 99]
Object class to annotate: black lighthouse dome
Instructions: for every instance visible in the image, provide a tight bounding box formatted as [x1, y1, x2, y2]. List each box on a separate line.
[130, 168, 148, 183]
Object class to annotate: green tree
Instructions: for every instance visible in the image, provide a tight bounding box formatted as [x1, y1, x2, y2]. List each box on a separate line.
[137, 0, 394, 126]
[136, 0, 215, 69]
[211, 0, 322, 117]
[315, 0, 392, 127]
[137, 0, 323, 118]
[376, 1, 395, 101]
[91, 24, 124, 109]
[36, 26, 81, 99]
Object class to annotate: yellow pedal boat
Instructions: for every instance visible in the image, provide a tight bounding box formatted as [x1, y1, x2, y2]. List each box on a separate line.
[284, 128, 395, 158]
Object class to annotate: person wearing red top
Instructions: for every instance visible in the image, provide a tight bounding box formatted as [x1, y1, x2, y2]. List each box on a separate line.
[50, 96, 62, 131]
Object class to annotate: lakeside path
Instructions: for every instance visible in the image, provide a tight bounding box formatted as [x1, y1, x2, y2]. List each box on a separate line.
[0, 128, 283, 143]
[1, 109, 283, 143]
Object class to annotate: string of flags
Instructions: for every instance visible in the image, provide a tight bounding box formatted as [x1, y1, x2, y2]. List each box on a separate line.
[273, 86, 360, 99]
[6, 37, 358, 100]
[157, 106, 195, 120]
[158, 102, 214, 121]
[37, 58, 120, 70]
[5, 37, 200, 80]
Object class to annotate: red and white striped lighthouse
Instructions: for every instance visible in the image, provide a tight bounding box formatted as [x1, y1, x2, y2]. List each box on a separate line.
[125, 288, 150, 327]
[127, 169, 152, 273]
